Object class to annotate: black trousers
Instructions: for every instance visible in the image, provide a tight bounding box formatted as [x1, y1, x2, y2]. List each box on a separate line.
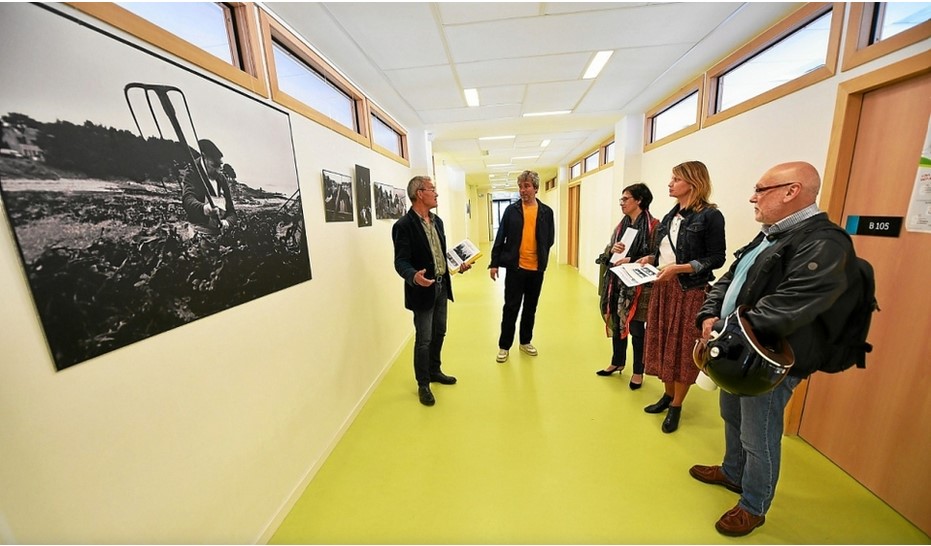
[498, 267, 545, 349]
[612, 319, 645, 373]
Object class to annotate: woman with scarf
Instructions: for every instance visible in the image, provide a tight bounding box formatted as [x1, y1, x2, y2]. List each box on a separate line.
[596, 183, 658, 390]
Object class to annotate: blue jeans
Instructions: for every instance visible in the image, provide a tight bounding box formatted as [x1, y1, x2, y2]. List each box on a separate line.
[411, 278, 448, 386]
[719, 375, 802, 516]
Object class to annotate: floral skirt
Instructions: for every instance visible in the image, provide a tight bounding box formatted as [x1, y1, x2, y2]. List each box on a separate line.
[644, 280, 706, 384]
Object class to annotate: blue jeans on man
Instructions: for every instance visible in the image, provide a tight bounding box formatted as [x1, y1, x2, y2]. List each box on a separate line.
[720, 374, 803, 516]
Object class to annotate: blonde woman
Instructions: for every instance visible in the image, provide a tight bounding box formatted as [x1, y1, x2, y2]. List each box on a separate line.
[640, 161, 726, 432]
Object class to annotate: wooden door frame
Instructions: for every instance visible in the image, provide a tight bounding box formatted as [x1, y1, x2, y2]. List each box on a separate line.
[567, 183, 580, 267]
[784, 49, 931, 435]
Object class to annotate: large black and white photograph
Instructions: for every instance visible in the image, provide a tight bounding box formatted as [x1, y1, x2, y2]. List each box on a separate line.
[322, 169, 353, 223]
[354, 164, 372, 227]
[374, 181, 407, 220]
[0, 4, 312, 371]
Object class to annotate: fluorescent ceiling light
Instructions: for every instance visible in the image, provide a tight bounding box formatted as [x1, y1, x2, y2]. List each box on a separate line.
[478, 135, 515, 140]
[583, 50, 613, 79]
[511, 155, 539, 160]
[540, 139, 551, 148]
[464, 88, 479, 107]
[522, 110, 571, 117]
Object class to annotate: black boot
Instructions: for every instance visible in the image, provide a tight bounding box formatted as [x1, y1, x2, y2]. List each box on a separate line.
[662, 406, 682, 433]
[644, 393, 673, 414]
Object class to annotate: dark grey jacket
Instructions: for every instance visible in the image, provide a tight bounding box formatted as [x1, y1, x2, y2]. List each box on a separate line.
[392, 208, 453, 311]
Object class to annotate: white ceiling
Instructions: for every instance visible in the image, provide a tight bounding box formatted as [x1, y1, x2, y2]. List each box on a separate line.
[263, 2, 803, 189]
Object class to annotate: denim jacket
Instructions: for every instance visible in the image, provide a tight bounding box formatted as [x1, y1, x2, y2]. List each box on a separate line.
[654, 204, 726, 290]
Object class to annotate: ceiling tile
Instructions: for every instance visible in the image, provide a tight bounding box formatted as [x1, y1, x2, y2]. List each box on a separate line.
[324, 3, 448, 70]
[457, 53, 592, 87]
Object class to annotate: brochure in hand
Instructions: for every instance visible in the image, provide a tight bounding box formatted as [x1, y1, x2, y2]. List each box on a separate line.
[446, 239, 482, 273]
[610, 262, 660, 287]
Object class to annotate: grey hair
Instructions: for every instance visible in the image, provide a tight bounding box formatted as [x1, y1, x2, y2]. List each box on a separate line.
[407, 175, 432, 202]
[518, 170, 540, 190]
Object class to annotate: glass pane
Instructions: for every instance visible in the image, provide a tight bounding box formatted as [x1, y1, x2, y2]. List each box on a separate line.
[273, 42, 356, 131]
[584, 152, 599, 172]
[875, 2, 931, 42]
[118, 2, 234, 66]
[652, 91, 698, 142]
[372, 114, 401, 156]
[717, 10, 831, 112]
[570, 163, 581, 179]
[604, 142, 615, 163]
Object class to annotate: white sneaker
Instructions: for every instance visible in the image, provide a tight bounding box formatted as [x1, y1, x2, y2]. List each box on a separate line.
[496, 349, 509, 363]
[519, 343, 538, 356]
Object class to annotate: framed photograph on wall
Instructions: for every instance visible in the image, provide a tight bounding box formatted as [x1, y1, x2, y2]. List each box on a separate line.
[374, 181, 406, 220]
[321, 169, 354, 223]
[354, 164, 372, 227]
[0, 3, 312, 371]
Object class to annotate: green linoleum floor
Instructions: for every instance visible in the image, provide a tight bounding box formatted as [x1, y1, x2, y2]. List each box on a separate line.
[270, 262, 930, 544]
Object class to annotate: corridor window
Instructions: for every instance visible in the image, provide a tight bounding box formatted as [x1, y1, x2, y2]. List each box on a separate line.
[603, 141, 615, 164]
[570, 162, 582, 180]
[583, 150, 600, 172]
[704, 3, 842, 127]
[118, 3, 238, 66]
[842, 3, 931, 70]
[644, 77, 702, 150]
[716, 10, 832, 112]
[370, 103, 409, 164]
[68, 2, 265, 95]
[260, 11, 368, 145]
[272, 41, 357, 132]
[651, 91, 699, 142]
[874, 2, 931, 41]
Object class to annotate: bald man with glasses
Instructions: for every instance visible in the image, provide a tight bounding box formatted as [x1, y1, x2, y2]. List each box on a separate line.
[693, 161, 858, 536]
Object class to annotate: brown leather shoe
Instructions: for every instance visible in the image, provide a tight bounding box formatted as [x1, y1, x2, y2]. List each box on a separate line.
[715, 504, 765, 536]
[689, 464, 743, 493]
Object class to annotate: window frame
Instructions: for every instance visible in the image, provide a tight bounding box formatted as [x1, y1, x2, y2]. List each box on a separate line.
[702, 2, 844, 129]
[368, 101, 410, 166]
[259, 10, 369, 147]
[602, 140, 616, 165]
[569, 161, 582, 180]
[67, 2, 267, 97]
[842, 2, 931, 71]
[644, 76, 703, 151]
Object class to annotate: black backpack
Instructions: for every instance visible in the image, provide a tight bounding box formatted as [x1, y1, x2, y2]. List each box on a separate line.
[784, 223, 879, 373]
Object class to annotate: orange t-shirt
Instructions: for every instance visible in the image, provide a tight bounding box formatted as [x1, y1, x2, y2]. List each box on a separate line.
[518, 202, 538, 270]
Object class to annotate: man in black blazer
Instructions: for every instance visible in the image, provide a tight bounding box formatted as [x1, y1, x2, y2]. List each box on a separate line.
[392, 175, 471, 406]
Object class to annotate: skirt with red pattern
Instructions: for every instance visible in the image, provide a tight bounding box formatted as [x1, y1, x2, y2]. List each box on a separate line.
[643, 280, 707, 384]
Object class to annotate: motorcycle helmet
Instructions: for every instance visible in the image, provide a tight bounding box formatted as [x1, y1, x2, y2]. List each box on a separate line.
[692, 305, 795, 396]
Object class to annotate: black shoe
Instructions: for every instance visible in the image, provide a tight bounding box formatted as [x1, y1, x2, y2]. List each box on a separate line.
[430, 372, 457, 385]
[644, 394, 673, 414]
[662, 406, 682, 433]
[629, 380, 643, 390]
[418, 385, 435, 406]
[595, 365, 624, 376]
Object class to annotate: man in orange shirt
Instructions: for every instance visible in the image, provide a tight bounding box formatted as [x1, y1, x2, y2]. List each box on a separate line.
[489, 170, 555, 363]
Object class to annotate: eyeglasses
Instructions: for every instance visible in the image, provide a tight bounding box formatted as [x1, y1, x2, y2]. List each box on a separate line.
[418, 187, 437, 194]
[619, 197, 629, 204]
[752, 182, 795, 194]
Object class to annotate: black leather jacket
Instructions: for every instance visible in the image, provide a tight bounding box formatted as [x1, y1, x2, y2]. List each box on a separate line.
[489, 199, 555, 271]
[696, 214, 855, 378]
[654, 204, 726, 290]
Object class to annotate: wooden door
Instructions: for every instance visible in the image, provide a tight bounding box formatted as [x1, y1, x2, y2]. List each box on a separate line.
[567, 184, 580, 267]
[799, 63, 931, 535]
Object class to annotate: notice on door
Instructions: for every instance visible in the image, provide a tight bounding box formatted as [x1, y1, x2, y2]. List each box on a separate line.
[905, 113, 931, 233]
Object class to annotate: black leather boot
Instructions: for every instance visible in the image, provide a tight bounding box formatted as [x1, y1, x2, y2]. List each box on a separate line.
[662, 406, 682, 433]
[644, 393, 673, 414]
